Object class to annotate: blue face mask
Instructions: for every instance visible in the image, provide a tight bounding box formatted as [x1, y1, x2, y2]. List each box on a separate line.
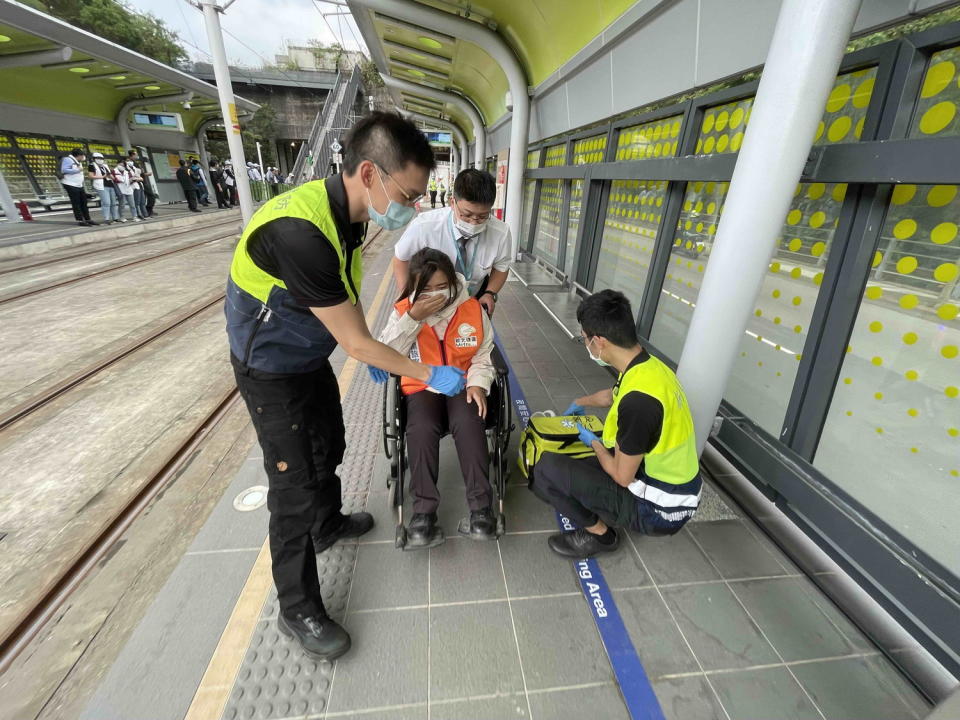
[367, 166, 415, 230]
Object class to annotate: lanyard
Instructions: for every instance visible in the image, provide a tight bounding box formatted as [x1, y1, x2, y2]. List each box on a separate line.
[448, 212, 481, 281]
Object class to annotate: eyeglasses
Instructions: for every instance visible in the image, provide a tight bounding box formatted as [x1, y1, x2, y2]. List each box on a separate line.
[378, 165, 424, 206]
[454, 198, 491, 222]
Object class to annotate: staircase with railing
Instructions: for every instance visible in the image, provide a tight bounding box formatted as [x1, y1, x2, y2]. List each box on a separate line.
[290, 64, 363, 184]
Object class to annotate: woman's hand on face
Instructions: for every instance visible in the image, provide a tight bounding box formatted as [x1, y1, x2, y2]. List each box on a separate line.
[408, 293, 447, 321]
[466, 386, 487, 417]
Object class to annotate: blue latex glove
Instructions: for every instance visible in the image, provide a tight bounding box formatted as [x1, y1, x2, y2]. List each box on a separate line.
[577, 422, 600, 448]
[367, 365, 388, 384]
[427, 365, 467, 396]
[563, 402, 585, 416]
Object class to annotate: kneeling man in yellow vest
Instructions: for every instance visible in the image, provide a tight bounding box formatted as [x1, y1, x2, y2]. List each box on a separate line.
[529, 289, 702, 558]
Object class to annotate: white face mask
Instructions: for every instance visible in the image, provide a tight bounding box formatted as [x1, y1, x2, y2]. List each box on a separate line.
[412, 288, 454, 308]
[586, 336, 610, 367]
[454, 218, 486, 238]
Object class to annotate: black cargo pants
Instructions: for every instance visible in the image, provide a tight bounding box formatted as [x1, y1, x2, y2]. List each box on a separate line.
[231, 354, 346, 618]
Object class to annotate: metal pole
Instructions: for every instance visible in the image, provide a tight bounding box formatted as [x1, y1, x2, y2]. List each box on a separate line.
[675, 0, 862, 451]
[0, 164, 20, 223]
[197, 0, 254, 223]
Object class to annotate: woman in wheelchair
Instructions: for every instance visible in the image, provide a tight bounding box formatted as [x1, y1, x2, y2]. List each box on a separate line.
[378, 248, 497, 548]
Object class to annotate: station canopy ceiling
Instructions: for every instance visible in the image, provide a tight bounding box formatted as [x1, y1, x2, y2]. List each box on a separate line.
[0, 0, 258, 137]
[350, 0, 636, 139]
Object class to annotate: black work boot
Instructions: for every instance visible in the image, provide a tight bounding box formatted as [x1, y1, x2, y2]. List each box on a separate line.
[466, 507, 496, 540]
[407, 512, 443, 549]
[547, 527, 619, 558]
[313, 512, 375, 553]
[278, 612, 351, 661]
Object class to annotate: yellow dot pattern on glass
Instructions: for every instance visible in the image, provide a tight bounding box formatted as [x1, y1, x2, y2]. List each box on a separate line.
[532, 178, 564, 266]
[911, 47, 960, 138]
[615, 114, 683, 161]
[597, 178, 670, 311]
[525, 149, 541, 170]
[520, 180, 537, 248]
[543, 143, 567, 168]
[572, 133, 608, 166]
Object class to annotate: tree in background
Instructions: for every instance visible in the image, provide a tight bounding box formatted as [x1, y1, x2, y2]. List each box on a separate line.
[34, 0, 188, 67]
[206, 103, 279, 168]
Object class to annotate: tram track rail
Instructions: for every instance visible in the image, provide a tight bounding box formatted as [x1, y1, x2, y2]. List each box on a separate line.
[0, 232, 236, 306]
[0, 216, 240, 277]
[0, 224, 384, 676]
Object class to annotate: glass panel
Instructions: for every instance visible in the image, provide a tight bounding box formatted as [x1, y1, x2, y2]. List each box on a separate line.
[14, 135, 52, 151]
[572, 133, 607, 165]
[651, 67, 879, 434]
[88, 141, 123, 160]
[694, 67, 877, 155]
[54, 137, 84, 152]
[911, 45, 960, 138]
[543, 143, 566, 167]
[520, 180, 536, 250]
[23, 154, 62, 195]
[525, 149, 541, 169]
[815, 183, 959, 575]
[615, 115, 683, 160]
[0, 134, 12, 148]
[594, 180, 669, 312]
[565, 179, 584, 277]
[533, 179, 562, 266]
[0, 153, 33, 198]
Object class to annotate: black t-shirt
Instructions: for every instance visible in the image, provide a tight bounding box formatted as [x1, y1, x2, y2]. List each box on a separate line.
[614, 350, 664, 457]
[246, 175, 365, 307]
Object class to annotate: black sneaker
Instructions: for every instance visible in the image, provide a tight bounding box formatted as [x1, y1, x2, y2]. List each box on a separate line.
[313, 512, 374, 553]
[547, 527, 619, 558]
[278, 612, 351, 661]
[407, 512, 443, 549]
[465, 507, 496, 540]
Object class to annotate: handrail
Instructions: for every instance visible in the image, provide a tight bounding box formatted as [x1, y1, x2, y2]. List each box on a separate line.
[291, 69, 343, 182]
[292, 64, 362, 184]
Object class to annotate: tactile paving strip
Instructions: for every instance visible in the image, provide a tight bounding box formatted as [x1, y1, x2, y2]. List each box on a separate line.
[221, 256, 397, 720]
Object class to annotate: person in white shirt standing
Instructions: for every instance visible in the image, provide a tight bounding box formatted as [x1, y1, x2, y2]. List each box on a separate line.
[113, 160, 140, 222]
[392, 169, 511, 316]
[60, 148, 95, 226]
[88, 152, 119, 224]
[126, 157, 148, 219]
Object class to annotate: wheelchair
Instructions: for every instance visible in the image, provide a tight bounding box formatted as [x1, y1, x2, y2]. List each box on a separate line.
[381, 346, 515, 550]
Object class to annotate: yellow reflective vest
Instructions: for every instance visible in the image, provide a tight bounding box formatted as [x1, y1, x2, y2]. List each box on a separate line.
[602, 353, 699, 487]
[225, 179, 363, 373]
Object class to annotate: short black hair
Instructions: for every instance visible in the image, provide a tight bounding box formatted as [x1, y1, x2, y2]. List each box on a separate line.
[342, 111, 435, 175]
[70, 148, 85, 157]
[178, 159, 186, 167]
[127, 149, 137, 157]
[453, 169, 495, 205]
[576, 289, 639, 348]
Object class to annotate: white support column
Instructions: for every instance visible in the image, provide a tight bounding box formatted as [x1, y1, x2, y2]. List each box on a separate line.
[195, 0, 255, 223]
[348, 0, 529, 258]
[403, 110, 466, 180]
[0, 164, 20, 223]
[380, 73, 485, 168]
[676, 0, 862, 451]
[196, 116, 222, 170]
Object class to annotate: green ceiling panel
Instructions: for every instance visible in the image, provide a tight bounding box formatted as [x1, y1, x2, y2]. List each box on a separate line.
[369, 1, 635, 127]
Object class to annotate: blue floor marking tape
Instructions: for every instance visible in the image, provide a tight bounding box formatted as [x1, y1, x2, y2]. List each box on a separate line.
[494, 334, 666, 720]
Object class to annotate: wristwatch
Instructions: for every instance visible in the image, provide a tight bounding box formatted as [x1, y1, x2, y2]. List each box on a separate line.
[481, 290, 499, 301]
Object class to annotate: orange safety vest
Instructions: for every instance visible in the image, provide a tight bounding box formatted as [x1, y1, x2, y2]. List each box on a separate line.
[395, 297, 484, 395]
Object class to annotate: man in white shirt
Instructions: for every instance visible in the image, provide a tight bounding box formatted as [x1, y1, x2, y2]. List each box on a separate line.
[60, 148, 95, 226]
[393, 169, 511, 316]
